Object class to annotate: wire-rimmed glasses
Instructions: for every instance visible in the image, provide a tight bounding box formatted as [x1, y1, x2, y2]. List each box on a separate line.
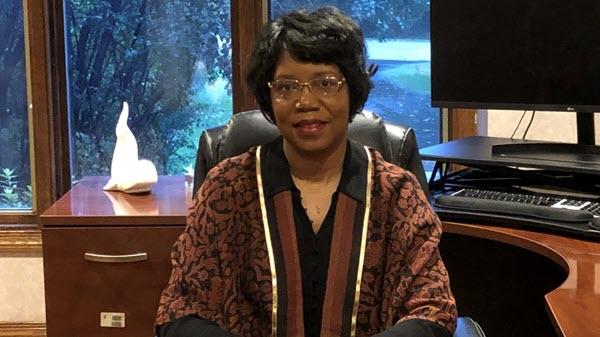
[268, 76, 346, 101]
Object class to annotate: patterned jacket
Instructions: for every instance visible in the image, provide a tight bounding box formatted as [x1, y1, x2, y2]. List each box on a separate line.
[156, 139, 457, 337]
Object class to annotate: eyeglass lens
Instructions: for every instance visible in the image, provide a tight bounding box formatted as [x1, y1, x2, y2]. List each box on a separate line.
[270, 77, 343, 99]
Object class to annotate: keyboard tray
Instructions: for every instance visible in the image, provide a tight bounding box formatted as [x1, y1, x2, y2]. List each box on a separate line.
[433, 195, 600, 240]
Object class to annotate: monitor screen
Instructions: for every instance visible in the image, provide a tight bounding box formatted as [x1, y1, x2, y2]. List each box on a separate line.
[431, 0, 600, 112]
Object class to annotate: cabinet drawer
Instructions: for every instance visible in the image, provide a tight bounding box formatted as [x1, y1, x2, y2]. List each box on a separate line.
[42, 226, 183, 337]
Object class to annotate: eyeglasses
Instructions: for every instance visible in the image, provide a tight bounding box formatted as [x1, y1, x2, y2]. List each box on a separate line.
[268, 76, 346, 100]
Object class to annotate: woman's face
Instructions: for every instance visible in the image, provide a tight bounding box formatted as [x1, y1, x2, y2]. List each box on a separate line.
[270, 51, 350, 156]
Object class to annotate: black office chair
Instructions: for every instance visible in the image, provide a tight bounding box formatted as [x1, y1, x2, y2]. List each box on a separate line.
[193, 109, 428, 197]
[193, 110, 486, 337]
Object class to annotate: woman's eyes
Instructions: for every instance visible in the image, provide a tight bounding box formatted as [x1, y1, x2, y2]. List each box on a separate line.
[277, 82, 298, 91]
[273, 77, 337, 91]
[315, 79, 334, 88]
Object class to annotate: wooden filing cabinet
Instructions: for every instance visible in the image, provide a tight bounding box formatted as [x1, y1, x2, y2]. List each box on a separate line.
[41, 176, 189, 337]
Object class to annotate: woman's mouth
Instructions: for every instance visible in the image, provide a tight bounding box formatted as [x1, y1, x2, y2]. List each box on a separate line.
[293, 119, 327, 136]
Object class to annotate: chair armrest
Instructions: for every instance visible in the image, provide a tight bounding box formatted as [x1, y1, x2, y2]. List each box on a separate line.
[454, 317, 486, 337]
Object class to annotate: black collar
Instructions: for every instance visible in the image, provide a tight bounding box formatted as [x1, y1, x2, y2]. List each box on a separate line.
[260, 137, 368, 202]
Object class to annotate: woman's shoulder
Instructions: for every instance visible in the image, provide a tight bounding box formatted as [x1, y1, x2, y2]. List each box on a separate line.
[367, 147, 430, 200]
[367, 148, 438, 234]
[205, 148, 258, 181]
[198, 148, 258, 198]
[368, 148, 415, 184]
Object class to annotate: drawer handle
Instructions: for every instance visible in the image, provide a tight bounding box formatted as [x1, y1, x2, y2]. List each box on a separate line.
[84, 252, 148, 263]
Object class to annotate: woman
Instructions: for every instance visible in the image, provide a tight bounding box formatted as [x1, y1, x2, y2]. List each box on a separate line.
[156, 7, 456, 337]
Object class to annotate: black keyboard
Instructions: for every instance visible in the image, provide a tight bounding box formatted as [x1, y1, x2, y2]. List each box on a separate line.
[433, 188, 600, 239]
[451, 188, 600, 217]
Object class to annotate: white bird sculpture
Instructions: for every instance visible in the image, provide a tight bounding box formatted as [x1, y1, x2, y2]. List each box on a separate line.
[103, 102, 158, 193]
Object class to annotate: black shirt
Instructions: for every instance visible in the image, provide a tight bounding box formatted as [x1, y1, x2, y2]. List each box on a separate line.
[291, 187, 337, 337]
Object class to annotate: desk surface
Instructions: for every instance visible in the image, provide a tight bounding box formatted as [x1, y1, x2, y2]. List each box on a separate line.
[443, 221, 600, 337]
[41, 176, 191, 226]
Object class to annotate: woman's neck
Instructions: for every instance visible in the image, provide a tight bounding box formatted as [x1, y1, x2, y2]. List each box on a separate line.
[283, 140, 346, 184]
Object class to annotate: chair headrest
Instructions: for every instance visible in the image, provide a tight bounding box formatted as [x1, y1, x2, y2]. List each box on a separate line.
[217, 110, 400, 163]
[217, 110, 280, 163]
[193, 109, 429, 198]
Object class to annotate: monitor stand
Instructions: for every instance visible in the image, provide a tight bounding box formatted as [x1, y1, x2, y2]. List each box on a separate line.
[576, 111, 596, 145]
[491, 111, 599, 166]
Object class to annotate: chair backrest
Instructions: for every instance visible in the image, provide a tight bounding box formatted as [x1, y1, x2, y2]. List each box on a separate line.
[193, 110, 429, 197]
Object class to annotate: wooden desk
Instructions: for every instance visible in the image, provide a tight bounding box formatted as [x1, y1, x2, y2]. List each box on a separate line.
[41, 176, 599, 337]
[41, 176, 190, 337]
[443, 222, 600, 337]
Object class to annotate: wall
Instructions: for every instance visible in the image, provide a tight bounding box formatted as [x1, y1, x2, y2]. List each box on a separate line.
[482, 110, 600, 143]
[0, 231, 45, 327]
[0, 254, 45, 322]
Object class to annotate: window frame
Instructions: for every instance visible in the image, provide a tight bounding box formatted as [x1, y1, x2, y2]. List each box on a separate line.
[0, 0, 56, 227]
[0, 0, 475, 228]
[232, 0, 268, 113]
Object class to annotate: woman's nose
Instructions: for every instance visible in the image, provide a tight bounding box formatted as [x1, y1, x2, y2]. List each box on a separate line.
[295, 86, 319, 111]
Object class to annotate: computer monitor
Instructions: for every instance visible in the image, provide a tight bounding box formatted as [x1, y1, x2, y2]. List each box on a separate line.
[430, 0, 600, 152]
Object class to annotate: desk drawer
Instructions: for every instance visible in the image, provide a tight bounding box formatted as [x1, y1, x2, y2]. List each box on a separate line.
[42, 226, 183, 337]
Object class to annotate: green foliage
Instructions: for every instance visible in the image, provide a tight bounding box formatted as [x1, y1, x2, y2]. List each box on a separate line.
[65, 0, 233, 179]
[0, 0, 31, 202]
[0, 168, 31, 209]
[0, 0, 434, 210]
[63, 0, 430, 180]
[2, 0, 431, 191]
[272, 0, 430, 39]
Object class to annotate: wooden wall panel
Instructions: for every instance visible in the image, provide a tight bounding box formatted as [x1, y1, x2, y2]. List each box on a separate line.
[447, 108, 477, 172]
[0, 323, 46, 337]
[0, 229, 41, 254]
[231, 0, 268, 113]
[448, 108, 477, 140]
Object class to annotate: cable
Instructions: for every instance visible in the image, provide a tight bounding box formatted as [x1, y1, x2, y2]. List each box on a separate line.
[522, 110, 536, 139]
[510, 110, 528, 139]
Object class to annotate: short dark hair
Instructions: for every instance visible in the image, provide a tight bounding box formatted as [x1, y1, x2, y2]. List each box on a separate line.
[245, 6, 372, 123]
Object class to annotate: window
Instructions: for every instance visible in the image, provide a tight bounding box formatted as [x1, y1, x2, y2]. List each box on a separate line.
[63, 0, 233, 181]
[271, 1, 440, 172]
[0, 0, 31, 210]
[0, 0, 475, 227]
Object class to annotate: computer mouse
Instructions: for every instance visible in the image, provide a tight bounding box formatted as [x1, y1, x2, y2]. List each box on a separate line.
[589, 217, 600, 231]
